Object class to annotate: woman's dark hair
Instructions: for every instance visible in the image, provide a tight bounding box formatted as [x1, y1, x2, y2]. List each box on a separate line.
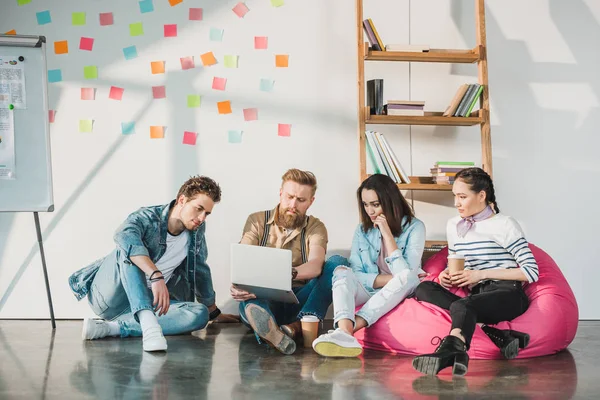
[454, 167, 500, 213]
[357, 174, 414, 237]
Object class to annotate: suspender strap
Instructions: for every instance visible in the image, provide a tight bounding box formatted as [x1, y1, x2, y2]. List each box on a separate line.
[300, 217, 309, 264]
[259, 210, 271, 247]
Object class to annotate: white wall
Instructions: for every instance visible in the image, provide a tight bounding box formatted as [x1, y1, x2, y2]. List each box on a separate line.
[0, 0, 598, 319]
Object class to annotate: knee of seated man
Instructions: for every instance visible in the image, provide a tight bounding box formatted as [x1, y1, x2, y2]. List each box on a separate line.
[186, 303, 209, 331]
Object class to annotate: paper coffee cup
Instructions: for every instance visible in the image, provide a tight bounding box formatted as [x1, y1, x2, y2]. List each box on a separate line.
[447, 253, 465, 274]
[301, 315, 320, 348]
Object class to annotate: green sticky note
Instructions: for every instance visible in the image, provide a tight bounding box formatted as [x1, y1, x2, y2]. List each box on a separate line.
[79, 120, 93, 133]
[224, 55, 238, 68]
[130, 22, 144, 36]
[83, 65, 98, 79]
[187, 95, 201, 108]
[228, 130, 243, 144]
[72, 12, 86, 26]
[271, 0, 284, 7]
[17, 0, 32, 6]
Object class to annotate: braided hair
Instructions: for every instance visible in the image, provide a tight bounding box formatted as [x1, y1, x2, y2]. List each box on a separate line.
[454, 168, 500, 213]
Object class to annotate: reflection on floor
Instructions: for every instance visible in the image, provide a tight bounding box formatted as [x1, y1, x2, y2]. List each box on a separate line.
[0, 320, 597, 399]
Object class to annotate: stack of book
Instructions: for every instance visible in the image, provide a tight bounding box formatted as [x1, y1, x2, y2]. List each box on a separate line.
[365, 130, 411, 184]
[385, 100, 425, 116]
[430, 161, 475, 185]
[443, 84, 484, 117]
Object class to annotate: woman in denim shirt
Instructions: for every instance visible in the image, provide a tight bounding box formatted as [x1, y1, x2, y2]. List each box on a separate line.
[312, 174, 426, 357]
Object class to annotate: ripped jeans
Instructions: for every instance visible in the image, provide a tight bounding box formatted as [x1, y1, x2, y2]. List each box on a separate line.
[332, 265, 420, 328]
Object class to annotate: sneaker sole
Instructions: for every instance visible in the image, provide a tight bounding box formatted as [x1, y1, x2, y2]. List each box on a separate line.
[143, 341, 168, 352]
[501, 337, 520, 359]
[246, 304, 296, 355]
[313, 342, 362, 358]
[81, 318, 94, 340]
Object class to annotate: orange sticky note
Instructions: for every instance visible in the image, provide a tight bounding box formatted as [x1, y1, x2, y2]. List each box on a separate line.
[275, 54, 289, 67]
[150, 126, 165, 139]
[151, 61, 165, 74]
[278, 123, 291, 137]
[54, 40, 69, 54]
[169, 0, 183, 6]
[201, 52, 217, 66]
[5, 30, 17, 35]
[217, 101, 232, 114]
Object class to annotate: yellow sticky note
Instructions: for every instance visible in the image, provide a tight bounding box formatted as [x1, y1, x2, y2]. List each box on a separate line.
[54, 40, 68, 55]
[151, 61, 165, 74]
[217, 101, 232, 114]
[275, 54, 289, 67]
[130, 22, 144, 36]
[201, 51, 217, 66]
[79, 120, 93, 133]
[150, 126, 165, 139]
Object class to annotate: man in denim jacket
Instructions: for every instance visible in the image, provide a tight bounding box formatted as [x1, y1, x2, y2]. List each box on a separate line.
[69, 176, 227, 352]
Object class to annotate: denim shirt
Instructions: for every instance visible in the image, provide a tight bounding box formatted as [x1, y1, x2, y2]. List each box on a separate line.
[68, 200, 216, 306]
[348, 216, 426, 294]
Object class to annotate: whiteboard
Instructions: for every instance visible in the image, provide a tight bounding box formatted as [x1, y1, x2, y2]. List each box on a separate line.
[0, 35, 54, 212]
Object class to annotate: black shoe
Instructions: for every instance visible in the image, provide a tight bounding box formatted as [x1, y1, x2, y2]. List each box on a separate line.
[412, 335, 469, 376]
[482, 326, 525, 359]
[508, 329, 530, 349]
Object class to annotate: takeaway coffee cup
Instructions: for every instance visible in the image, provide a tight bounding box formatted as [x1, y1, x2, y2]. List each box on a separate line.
[301, 315, 320, 348]
[447, 253, 466, 274]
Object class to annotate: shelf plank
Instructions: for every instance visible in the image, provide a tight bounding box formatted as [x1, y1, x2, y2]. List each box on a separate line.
[397, 177, 453, 191]
[365, 48, 480, 63]
[366, 112, 483, 126]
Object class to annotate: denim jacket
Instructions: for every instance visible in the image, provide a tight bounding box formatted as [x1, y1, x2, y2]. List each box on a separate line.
[68, 200, 216, 306]
[348, 216, 426, 294]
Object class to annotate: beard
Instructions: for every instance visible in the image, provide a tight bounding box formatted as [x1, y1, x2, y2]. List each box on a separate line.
[277, 205, 306, 230]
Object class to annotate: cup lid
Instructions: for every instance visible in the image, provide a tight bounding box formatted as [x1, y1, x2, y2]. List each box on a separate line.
[301, 315, 319, 322]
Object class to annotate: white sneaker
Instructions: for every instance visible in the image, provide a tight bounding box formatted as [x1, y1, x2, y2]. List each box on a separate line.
[142, 326, 168, 352]
[312, 328, 363, 358]
[82, 318, 111, 340]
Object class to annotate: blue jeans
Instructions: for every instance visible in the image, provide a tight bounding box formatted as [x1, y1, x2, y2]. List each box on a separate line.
[238, 256, 340, 340]
[86, 249, 208, 337]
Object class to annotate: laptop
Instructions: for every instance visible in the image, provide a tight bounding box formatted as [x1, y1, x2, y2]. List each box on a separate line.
[230, 243, 299, 304]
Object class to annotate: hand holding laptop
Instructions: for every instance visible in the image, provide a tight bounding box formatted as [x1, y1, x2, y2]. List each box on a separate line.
[230, 284, 256, 302]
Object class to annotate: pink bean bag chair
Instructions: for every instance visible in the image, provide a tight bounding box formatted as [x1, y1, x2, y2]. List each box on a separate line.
[354, 244, 578, 359]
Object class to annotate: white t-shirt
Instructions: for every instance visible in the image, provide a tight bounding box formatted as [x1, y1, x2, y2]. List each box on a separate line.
[147, 231, 189, 288]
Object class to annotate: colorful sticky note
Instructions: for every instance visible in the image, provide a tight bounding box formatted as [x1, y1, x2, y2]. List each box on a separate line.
[54, 40, 68, 55]
[48, 69, 62, 83]
[232, 3, 249, 18]
[260, 78, 275, 92]
[209, 28, 223, 42]
[201, 52, 217, 66]
[36, 11, 51, 25]
[187, 95, 201, 108]
[81, 88, 95, 100]
[49, 110, 55, 123]
[189, 8, 203, 21]
[17, 0, 31, 5]
[228, 130, 243, 143]
[79, 120, 93, 133]
[152, 86, 166, 99]
[212, 77, 227, 91]
[151, 61, 165, 74]
[84, 65, 98, 79]
[217, 101, 232, 114]
[150, 126, 164, 139]
[109, 86, 124, 101]
[169, 0, 183, 6]
[130, 22, 144, 36]
[164, 24, 177, 37]
[80, 37, 94, 51]
[276, 54, 289, 67]
[183, 131, 197, 145]
[271, 0, 285, 7]
[72, 12, 86, 26]
[123, 46, 138, 60]
[254, 36, 268, 50]
[122, 122, 135, 135]
[180, 57, 195, 70]
[224, 55, 238, 68]
[99, 12, 114, 26]
[139, 0, 154, 13]
[243, 108, 258, 121]
[278, 123, 291, 137]
[4, 30, 17, 35]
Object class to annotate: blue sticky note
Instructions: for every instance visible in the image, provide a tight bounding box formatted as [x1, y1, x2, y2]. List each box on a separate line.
[36, 10, 52, 25]
[123, 46, 138, 60]
[209, 28, 224, 42]
[48, 69, 62, 83]
[121, 122, 135, 135]
[259, 78, 275, 92]
[139, 0, 154, 13]
[228, 130, 243, 144]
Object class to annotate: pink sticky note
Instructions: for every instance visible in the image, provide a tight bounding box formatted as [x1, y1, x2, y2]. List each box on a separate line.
[243, 108, 258, 121]
[49, 110, 55, 123]
[212, 77, 227, 91]
[254, 36, 268, 49]
[180, 56, 195, 70]
[81, 87, 95, 100]
[109, 86, 124, 101]
[232, 2, 249, 18]
[79, 37, 94, 51]
[99, 12, 113, 26]
[183, 131, 198, 145]
[189, 8, 203, 20]
[152, 86, 166, 99]
[278, 123, 291, 137]
[164, 24, 177, 37]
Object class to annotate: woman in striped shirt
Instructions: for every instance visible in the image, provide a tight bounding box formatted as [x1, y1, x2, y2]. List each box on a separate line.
[412, 167, 538, 376]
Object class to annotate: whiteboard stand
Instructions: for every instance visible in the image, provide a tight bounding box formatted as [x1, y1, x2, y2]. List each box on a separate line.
[34, 212, 56, 329]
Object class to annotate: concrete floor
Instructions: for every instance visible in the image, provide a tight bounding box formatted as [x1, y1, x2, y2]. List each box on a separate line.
[0, 320, 597, 399]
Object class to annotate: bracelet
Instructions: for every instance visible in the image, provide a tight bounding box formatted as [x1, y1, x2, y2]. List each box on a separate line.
[209, 307, 221, 320]
[150, 276, 165, 283]
[149, 270, 162, 280]
[291, 267, 298, 280]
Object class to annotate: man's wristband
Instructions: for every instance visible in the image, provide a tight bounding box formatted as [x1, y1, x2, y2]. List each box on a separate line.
[291, 267, 298, 280]
[209, 307, 221, 320]
[149, 270, 162, 280]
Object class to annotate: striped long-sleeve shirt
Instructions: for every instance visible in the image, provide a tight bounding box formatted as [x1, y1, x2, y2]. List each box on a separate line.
[447, 214, 539, 283]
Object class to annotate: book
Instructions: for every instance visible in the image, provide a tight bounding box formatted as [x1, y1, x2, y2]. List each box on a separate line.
[443, 84, 469, 117]
[367, 19, 385, 52]
[464, 85, 484, 117]
[453, 84, 477, 117]
[366, 131, 395, 181]
[387, 100, 425, 106]
[378, 133, 411, 184]
[365, 131, 387, 176]
[386, 109, 425, 116]
[386, 104, 424, 110]
[367, 79, 384, 115]
[458, 84, 481, 117]
[385, 44, 430, 52]
[373, 132, 401, 183]
[430, 167, 465, 173]
[362, 20, 381, 51]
